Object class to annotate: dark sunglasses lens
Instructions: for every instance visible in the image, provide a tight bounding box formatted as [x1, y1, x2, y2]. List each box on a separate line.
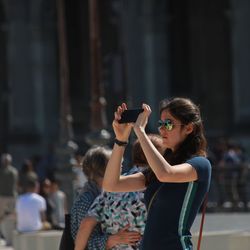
[158, 120, 163, 127]
[158, 119, 174, 131]
[165, 122, 173, 131]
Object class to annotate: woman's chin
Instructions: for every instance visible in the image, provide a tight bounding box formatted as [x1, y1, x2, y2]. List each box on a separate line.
[162, 139, 170, 147]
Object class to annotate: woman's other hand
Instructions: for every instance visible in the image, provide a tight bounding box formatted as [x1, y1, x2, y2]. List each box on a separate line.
[133, 103, 151, 135]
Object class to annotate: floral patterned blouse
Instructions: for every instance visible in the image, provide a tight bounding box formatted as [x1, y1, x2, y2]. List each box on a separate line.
[87, 167, 147, 250]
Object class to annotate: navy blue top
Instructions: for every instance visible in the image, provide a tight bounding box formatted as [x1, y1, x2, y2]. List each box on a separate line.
[141, 156, 211, 250]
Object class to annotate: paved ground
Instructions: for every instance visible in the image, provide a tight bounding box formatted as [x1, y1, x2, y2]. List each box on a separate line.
[1, 213, 250, 250]
[0, 241, 13, 250]
[0, 246, 12, 250]
[191, 212, 250, 234]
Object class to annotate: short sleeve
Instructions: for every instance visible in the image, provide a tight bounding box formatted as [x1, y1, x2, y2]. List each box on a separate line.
[186, 156, 211, 182]
[142, 168, 156, 186]
[87, 194, 105, 222]
[70, 191, 108, 250]
[142, 168, 150, 178]
[71, 194, 92, 240]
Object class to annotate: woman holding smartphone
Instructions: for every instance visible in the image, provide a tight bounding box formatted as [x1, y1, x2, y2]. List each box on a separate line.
[103, 97, 211, 250]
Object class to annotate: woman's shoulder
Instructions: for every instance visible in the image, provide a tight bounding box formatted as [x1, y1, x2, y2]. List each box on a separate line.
[186, 156, 212, 182]
[187, 156, 211, 165]
[72, 187, 99, 210]
[77, 190, 97, 204]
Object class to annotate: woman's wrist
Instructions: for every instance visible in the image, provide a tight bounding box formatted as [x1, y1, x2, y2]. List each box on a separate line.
[133, 126, 146, 138]
[114, 138, 128, 147]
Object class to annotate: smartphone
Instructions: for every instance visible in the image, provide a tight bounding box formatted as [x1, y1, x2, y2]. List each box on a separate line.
[118, 109, 144, 123]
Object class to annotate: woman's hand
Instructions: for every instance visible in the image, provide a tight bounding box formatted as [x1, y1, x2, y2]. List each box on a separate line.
[113, 103, 133, 141]
[105, 225, 141, 249]
[133, 103, 151, 136]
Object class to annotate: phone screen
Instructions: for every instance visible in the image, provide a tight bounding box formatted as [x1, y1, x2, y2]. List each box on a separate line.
[118, 109, 144, 123]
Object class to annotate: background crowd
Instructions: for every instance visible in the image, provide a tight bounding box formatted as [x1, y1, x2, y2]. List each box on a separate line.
[207, 138, 250, 211]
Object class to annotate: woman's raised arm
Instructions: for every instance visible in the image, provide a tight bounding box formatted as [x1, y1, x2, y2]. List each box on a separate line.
[103, 103, 146, 192]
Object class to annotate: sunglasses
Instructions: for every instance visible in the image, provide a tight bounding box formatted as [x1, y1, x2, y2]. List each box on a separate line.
[158, 119, 183, 131]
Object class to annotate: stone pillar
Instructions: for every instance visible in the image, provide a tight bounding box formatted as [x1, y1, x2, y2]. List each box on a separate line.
[230, 0, 250, 125]
[142, 0, 171, 126]
[3, 0, 58, 165]
[187, 0, 232, 136]
[4, 0, 41, 163]
[0, 1, 8, 152]
[122, 0, 171, 130]
[55, 0, 76, 210]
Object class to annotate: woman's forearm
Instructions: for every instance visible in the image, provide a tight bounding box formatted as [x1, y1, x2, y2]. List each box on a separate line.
[135, 130, 198, 182]
[103, 143, 145, 192]
[102, 144, 125, 192]
[74, 217, 98, 250]
[135, 129, 173, 180]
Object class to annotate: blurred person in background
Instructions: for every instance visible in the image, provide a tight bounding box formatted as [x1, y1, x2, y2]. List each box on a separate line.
[18, 159, 38, 194]
[39, 178, 54, 226]
[219, 141, 250, 210]
[72, 151, 87, 198]
[49, 178, 67, 229]
[0, 153, 18, 246]
[16, 175, 51, 233]
[208, 138, 228, 210]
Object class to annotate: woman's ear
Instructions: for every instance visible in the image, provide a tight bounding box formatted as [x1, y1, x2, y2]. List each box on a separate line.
[185, 123, 194, 135]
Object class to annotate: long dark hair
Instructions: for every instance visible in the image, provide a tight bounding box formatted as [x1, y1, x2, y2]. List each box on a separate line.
[160, 97, 207, 164]
[145, 97, 207, 185]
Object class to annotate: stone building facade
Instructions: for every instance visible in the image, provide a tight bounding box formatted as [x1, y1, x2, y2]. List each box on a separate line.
[0, 0, 250, 166]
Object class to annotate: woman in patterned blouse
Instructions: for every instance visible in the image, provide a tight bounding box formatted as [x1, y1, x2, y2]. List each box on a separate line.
[71, 146, 141, 250]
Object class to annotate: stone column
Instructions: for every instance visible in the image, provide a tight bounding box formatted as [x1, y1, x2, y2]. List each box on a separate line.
[3, 0, 59, 165]
[0, 2, 8, 152]
[122, 0, 171, 130]
[230, 0, 250, 126]
[142, 0, 171, 126]
[3, 0, 42, 163]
